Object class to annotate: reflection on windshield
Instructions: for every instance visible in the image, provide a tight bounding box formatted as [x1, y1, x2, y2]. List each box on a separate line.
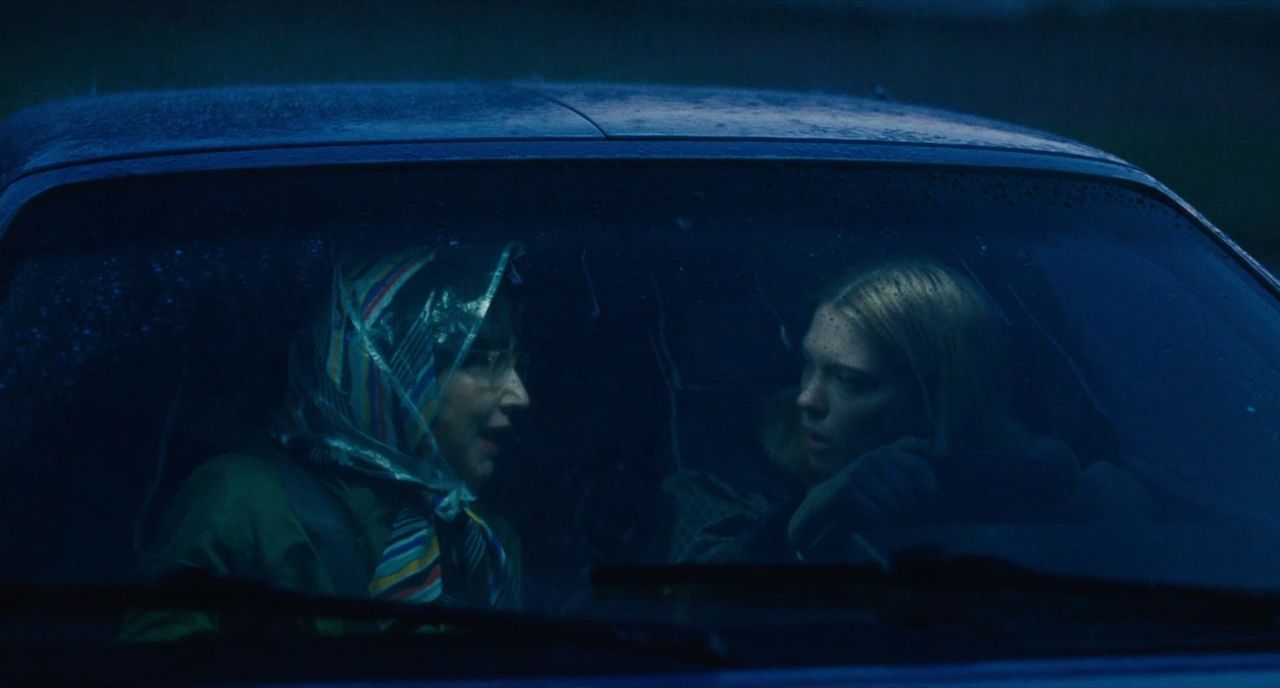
[4, 163, 1280, 649]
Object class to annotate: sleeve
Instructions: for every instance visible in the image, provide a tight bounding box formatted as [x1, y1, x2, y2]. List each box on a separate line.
[662, 470, 793, 564]
[932, 431, 1083, 522]
[119, 453, 312, 642]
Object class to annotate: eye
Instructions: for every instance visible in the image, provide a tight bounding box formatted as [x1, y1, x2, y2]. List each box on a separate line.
[461, 347, 527, 382]
[462, 349, 501, 372]
[831, 369, 877, 393]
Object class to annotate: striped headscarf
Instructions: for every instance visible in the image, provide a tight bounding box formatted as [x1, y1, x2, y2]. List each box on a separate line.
[274, 242, 520, 520]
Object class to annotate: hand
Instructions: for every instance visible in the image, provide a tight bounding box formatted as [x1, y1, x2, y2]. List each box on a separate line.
[787, 437, 940, 554]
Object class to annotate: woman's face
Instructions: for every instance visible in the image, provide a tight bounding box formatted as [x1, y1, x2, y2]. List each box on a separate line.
[431, 345, 530, 487]
[430, 294, 530, 487]
[797, 304, 921, 476]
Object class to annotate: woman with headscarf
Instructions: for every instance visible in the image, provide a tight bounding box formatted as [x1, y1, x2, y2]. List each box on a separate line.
[665, 259, 1079, 564]
[124, 243, 530, 640]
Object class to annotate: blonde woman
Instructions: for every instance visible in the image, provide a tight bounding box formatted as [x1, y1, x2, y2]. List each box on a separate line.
[666, 260, 1079, 563]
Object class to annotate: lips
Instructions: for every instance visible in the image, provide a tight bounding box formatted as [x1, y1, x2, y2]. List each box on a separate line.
[478, 425, 512, 454]
[802, 426, 831, 454]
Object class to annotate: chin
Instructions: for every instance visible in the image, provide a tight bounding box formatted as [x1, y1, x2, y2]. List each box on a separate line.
[463, 458, 496, 485]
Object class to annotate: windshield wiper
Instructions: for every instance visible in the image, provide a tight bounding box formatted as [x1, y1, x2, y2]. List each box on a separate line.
[592, 548, 1280, 652]
[0, 575, 729, 667]
[597, 547, 1280, 604]
[0, 576, 737, 686]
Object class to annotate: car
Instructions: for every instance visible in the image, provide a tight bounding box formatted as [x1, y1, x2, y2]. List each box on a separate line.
[4, 81, 1280, 686]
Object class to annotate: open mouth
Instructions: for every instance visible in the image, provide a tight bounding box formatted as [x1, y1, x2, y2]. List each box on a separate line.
[478, 425, 512, 454]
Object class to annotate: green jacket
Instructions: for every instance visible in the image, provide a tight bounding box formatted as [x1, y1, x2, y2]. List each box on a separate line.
[121, 452, 522, 642]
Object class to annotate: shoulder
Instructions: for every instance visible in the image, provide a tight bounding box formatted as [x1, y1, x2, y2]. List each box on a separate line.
[179, 452, 291, 509]
[662, 469, 779, 538]
[663, 469, 774, 514]
[938, 428, 1082, 520]
[662, 469, 733, 498]
[148, 452, 299, 569]
[1003, 429, 1081, 490]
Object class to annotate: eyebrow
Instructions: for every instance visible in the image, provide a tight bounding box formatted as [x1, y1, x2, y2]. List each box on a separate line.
[801, 340, 875, 378]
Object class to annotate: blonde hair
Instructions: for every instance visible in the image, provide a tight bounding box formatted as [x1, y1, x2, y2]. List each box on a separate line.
[766, 260, 1009, 477]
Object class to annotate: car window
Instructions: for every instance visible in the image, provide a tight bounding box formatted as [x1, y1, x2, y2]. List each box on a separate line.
[3, 160, 1280, 629]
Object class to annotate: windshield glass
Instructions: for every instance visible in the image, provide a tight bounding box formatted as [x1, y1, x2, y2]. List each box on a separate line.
[3, 160, 1280, 648]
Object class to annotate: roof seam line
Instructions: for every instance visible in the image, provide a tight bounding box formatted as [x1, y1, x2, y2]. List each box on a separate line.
[538, 94, 608, 138]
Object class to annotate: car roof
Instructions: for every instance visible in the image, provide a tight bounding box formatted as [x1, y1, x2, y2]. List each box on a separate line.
[0, 82, 1128, 188]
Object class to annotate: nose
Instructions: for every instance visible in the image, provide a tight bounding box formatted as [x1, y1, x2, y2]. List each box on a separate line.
[796, 375, 826, 419]
[499, 368, 531, 413]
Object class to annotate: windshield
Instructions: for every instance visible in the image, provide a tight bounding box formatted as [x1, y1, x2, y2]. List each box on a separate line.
[3, 160, 1280, 655]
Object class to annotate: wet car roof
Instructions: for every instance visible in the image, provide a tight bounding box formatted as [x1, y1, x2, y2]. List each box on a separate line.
[0, 81, 1126, 188]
